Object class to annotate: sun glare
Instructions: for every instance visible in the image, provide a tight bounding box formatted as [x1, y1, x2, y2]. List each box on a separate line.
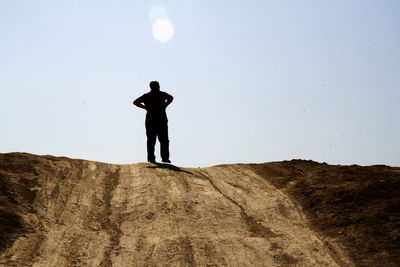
[152, 19, 174, 43]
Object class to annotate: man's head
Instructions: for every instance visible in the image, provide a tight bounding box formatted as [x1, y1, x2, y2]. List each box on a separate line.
[149, 81, 160, 92]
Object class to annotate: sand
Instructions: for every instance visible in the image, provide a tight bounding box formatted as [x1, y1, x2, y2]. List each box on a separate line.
[1, 153, 399, 266]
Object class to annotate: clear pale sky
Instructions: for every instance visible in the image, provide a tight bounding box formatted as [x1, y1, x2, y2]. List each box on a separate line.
[1, 1, 399, 167]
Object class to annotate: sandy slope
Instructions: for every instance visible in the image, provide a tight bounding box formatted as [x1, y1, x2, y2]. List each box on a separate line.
[3, 153, 397, 266]
[0, 153, 352, 266]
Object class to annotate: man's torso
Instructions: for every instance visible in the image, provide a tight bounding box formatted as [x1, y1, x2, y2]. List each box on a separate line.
[139, 91, 169, 121]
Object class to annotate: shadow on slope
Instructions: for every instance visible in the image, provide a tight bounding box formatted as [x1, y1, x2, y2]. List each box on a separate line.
[0, 153, 56, 252]
[248, 160, 400, 267]
[147, 163, 193, 174]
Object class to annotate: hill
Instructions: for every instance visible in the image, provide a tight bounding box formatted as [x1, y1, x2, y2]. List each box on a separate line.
[0, 153, 399, 266]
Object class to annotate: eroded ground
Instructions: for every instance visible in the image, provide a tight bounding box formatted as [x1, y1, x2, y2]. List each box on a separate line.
[1, 153, 398, 266]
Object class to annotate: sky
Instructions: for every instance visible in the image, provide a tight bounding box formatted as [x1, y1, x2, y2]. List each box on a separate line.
[1, 0, 399, 167]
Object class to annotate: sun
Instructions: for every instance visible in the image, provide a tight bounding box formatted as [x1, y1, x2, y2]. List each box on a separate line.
[152, 19, 174, 43]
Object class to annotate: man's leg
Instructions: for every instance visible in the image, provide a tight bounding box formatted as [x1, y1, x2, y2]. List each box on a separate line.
[145, 120, 157, 163]
[158, 120, 170, 162]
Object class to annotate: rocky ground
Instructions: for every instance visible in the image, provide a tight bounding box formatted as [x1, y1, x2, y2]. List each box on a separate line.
[0, 153, 399, 266]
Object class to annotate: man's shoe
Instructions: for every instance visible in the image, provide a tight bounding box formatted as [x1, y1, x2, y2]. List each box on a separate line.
[162, 159, 171, 163]
[148, 159, 156, 164]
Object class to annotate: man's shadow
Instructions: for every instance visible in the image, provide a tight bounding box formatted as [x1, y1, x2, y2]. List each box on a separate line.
[147, 163, 193, 175]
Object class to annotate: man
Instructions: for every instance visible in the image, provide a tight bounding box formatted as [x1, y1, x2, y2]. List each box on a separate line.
[133, 81, 173, 164]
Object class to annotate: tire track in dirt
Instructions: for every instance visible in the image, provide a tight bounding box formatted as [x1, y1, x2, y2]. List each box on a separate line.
[197, 165, 352, 266]
[196, 170, 279, 239]
[98, 167, 122, 267]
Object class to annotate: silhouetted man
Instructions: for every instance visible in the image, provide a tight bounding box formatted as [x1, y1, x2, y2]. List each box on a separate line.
[133, 81, 173, 164]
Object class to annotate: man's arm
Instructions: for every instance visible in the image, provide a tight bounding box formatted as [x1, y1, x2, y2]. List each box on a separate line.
[165, 93, 173, 107]
[133, 96, 147, 110]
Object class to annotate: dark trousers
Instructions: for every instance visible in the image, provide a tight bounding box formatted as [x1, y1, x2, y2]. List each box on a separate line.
[145, 119, 169, 162]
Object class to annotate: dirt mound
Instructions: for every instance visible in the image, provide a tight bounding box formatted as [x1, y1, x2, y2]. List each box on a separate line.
[0, 153, 398, 266]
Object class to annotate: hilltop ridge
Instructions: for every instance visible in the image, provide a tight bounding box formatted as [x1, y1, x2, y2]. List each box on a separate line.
[1, 153, 399, 266]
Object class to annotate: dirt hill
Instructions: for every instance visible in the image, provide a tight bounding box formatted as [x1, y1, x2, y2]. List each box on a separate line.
[0, 153, 399, 266]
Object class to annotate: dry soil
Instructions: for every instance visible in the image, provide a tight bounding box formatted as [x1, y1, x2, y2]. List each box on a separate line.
[1, 153, 398, 266]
